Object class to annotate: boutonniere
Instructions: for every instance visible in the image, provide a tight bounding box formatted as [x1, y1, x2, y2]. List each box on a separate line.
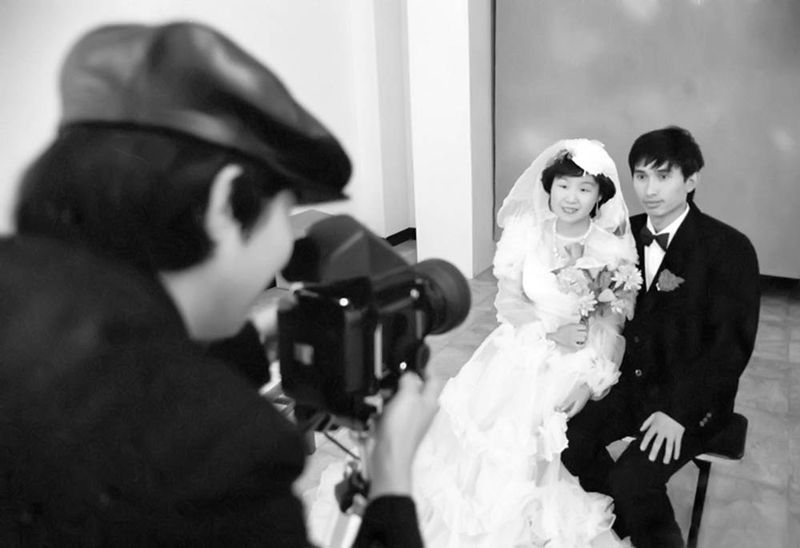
[656, 269, 685, 292]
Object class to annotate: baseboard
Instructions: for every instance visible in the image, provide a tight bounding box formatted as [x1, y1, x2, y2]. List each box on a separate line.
[386, 227, 416, 246]
[759, 274, 799, 291]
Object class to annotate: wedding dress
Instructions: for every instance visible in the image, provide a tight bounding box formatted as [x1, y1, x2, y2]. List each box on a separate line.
[412, 140, 639, 548]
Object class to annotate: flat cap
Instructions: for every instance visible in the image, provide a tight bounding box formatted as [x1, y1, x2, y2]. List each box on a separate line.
[59, 22, 350, 204]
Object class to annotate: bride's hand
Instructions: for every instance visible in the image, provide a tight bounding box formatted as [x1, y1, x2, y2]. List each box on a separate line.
[546, 323, 587, 350]
[557, 383, 592, 418]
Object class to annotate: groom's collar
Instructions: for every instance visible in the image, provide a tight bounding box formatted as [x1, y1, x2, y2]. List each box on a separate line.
[646, 204, 691, 248]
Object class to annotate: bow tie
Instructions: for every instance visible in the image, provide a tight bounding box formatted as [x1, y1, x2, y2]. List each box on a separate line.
[640, 226, 670, 251]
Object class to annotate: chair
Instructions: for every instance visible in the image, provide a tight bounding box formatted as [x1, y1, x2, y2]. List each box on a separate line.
[616, 412, 748, 547]
[686, 412, 748, 548]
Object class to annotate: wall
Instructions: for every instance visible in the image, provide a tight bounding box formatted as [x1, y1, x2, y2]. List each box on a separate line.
[0, 0, 497, 279]
[495, 0, 800, 278]
[0, 0, 413, 237]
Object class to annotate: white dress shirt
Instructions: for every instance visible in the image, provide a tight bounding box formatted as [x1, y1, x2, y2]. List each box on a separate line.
[644, 205, 690, 290]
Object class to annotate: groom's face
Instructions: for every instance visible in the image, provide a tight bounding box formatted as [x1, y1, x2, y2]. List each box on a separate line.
[632, 161, 697, 229]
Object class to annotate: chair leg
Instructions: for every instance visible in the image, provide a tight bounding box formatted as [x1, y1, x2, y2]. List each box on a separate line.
[687, 460, 711, 548]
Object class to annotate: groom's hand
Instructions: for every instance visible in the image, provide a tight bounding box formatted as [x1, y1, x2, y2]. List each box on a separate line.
[639, 411, 685, 464]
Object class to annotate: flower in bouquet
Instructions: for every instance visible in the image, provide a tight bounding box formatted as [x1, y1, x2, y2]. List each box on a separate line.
[595, 260, 642, 320]
[610, 294, 636, 319]
[612, 262, 643, 292]
[576, 293, 598, 317]
[553, 264, 597, 319]
[554, 265, 592, 298]
[554, 258, 642, 321]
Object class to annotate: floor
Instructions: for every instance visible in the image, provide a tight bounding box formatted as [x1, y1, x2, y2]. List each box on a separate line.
[292, 241, 800, 548]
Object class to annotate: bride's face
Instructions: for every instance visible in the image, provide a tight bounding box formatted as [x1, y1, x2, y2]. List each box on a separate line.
[549, 174, 600, 225]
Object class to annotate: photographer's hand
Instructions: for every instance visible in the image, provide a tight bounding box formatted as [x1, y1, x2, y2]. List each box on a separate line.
[248, 288, 290, 344]
[367, 372, 445, 499]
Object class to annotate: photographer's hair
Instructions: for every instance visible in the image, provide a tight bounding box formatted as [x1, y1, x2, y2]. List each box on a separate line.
[628, 126, 704, 202]
[15, 124, 289, 273]
[540, 153, 616, 217]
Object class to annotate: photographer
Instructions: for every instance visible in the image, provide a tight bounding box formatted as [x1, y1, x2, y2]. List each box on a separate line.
[0, 22, 440, 547]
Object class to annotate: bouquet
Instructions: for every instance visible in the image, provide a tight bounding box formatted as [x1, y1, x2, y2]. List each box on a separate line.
[553, 254, 642, 321]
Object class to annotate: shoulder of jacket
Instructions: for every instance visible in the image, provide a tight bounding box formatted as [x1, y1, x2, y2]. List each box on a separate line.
[695, 209, 755, 251]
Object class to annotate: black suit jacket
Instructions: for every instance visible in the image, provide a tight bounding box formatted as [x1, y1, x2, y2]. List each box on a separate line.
[0, 235, 421, 548]
[620, 204, 760, 436]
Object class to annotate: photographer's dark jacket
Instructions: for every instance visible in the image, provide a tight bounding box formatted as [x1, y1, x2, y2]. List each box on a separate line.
[621, 204, 760, 436]
[0, 235, 421, 548]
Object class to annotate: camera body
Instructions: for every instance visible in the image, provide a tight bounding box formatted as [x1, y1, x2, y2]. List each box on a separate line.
[277, 215, 470, 425]
[279, 268, 430, 423]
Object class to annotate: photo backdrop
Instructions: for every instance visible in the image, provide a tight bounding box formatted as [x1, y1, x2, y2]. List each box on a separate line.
[494, 0, 800, 278]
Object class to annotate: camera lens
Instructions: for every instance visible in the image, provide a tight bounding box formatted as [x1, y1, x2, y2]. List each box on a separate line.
[413, 259, 471, 335]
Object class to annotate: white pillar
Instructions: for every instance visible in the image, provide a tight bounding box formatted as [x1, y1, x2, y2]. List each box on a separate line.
[292, 0, 415, 239]
[406, 0, 494, 277]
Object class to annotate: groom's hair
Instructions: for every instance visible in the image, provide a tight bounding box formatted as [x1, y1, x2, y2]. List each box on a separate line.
[628, 126, 704, 202]
[541, 155, 616, 218]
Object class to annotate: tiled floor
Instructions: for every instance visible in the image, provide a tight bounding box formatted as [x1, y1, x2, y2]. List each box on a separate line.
[294, 241, 800, 548]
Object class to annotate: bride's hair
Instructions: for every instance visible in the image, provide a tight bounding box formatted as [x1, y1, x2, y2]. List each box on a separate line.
[540, 153, 616, 217]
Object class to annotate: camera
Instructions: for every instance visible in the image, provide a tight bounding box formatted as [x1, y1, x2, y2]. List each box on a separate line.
[277, 215, 471, 425]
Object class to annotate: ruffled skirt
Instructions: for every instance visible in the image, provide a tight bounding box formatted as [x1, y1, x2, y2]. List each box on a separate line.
[412, 324, 628, 548]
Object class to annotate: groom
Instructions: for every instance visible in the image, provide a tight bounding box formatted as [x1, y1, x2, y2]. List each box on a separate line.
[562, 126, 760, 547]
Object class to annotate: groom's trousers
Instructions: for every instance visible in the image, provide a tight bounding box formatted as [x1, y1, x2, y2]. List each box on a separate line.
[562, 386, 705, 548]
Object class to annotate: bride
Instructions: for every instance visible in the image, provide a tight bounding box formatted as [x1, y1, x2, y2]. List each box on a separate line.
[412, 139, 641, 547]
